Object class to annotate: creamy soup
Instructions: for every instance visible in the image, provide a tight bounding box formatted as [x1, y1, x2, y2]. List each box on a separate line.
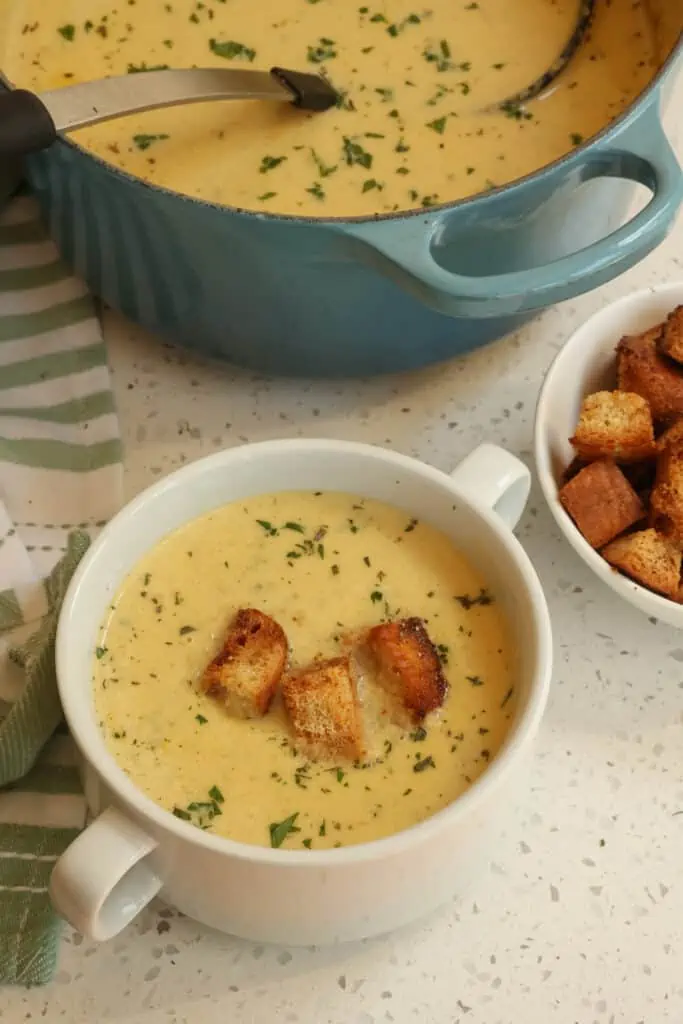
[5, 0, 660, 216]
[94, 492, 516, 850]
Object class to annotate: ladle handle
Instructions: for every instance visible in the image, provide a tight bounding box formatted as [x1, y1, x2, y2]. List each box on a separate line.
[0, 89, 57, 157]
[0, 67, 338, 159]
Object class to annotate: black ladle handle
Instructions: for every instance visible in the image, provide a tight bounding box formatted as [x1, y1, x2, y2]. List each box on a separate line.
[0, 89, 56, 157]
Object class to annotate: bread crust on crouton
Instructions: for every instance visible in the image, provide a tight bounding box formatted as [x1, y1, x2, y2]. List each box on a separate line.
[570, 390, 655, 463]
[282, 656, 364, 760]
[617, 327, 683, 423]
[656, 417, 683, 454]
[368, 617, 448, 725]
[603, 528, 682, 599]
[650, 442, 683, 545]
[559, 459, 644, 549]
[200, 608, 288, 719]
[658, 305, 683, 365]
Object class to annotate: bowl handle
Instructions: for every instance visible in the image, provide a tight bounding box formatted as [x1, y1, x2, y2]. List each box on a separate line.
[449, 444, 530, 530]
[49, 806, 162, 941]
[340, 103, 683, 319]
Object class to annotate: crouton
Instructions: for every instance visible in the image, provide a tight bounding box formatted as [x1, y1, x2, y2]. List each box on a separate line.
[656, 417, 683, 454]
[367, 617, 448, 725]
[200, 608, 288, 719]
[658, 305, 683, 365]
[570, 390, 655, 462]
[559, 459, 644, 549]
[617, 327, 683, 423]
[282, 656, 364, 760]
[603, 528, 682, 599]
[650, 443, 683, 543]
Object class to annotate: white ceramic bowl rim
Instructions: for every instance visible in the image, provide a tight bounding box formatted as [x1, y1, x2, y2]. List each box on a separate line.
[57, 438, 552, 867]
[534, 282, 683, 621]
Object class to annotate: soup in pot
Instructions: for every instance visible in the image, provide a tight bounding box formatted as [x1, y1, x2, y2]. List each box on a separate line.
[4, 0, 662, 216]
[94, 491, 517, 850]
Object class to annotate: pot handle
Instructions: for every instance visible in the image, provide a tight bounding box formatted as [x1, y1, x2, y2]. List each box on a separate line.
[449, 444, 530, 530]
[49, 806, 162, 941]
[341, 107, 683, 319]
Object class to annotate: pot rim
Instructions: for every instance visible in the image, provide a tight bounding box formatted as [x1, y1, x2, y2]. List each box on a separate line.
[56, 438, 553, 867]
[21, 27, 683, 227]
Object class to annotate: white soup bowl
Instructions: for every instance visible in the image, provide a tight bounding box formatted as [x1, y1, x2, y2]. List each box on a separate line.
[51, 439, 552, 944]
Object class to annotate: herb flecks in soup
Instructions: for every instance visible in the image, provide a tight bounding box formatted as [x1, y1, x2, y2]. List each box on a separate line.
[6, 0, 659, 216]
[94, 492, 515, 849]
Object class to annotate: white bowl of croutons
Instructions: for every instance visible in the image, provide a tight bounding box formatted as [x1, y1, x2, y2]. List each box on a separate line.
[535, 283, 683, 626]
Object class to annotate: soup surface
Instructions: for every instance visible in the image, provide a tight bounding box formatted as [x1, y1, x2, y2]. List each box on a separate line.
[5, 0, 659, 216]
[94, 491, 516, 850]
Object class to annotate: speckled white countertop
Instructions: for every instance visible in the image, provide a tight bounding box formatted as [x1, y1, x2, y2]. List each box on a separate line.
[5, 219, 683, 1024]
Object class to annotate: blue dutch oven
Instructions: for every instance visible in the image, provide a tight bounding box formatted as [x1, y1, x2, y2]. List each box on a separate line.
[5, 8, 683, 376]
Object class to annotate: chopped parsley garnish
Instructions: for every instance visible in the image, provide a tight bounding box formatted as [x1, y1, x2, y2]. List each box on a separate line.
[259, 155, 287, 174]
[132, 134, 169, 151]
[179, 625, 196, 635]
[256, 518, 278, 535]
[95, 646, 107, 659]
[422, 40, 454, 72]
[306, 182, 326, 200]
[427, 116, 447, 134]
[310, 148, 337, 177]
[413, 755, 436, 773]
[319, 820, 327, 837]
[58, 24, 75, 41]
[454, 589, 493, 609]
[209, 38, 256, 61]
[269, 812, 300, 848]
[342, 137, 373, 169]
[127, 62, 170, 73]
[172, 787, 223, 828]
[386, 12, 421, 36]
[370, 590, 383, 603]
[284, 521, 305, 533]
[307, 38, 337, 62]
[195, 714, 208, 724]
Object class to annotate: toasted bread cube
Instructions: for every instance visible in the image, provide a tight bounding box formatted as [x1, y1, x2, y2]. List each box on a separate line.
[656, 417, 683, 454]
[650, 442, 683, 543]
[617, 327, 683, 423]
[570, 390, 655, 463]
[282, 656, 364, 760]
[368, 617, 448, 725]
[559, 459, 644, 549]
[658, 306, 683, 365]
[603, 528, 682, 599]
[200, 608, 288, 719]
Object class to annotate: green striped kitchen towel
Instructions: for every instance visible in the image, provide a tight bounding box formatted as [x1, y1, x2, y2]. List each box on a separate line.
[0, 193, 123, 985]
